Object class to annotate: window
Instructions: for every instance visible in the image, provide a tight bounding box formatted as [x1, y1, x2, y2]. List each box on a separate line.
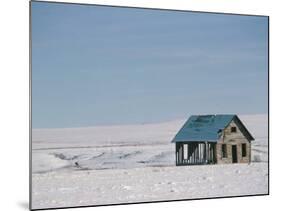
[231, 126, 237, 133]
[222, 144, 227, 158]
[242, 143, 247, 157]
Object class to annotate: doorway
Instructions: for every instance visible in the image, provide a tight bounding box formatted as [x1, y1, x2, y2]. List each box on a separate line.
[232, 145, 238, 163]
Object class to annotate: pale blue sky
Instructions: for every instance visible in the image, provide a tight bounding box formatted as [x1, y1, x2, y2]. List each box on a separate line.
[31, 2, 268, 128]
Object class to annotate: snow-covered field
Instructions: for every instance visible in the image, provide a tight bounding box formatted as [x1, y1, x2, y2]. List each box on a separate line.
[31, 114, 268, 210]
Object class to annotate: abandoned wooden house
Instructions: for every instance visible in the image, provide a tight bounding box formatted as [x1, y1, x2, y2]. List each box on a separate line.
[171, 115, 254, 165]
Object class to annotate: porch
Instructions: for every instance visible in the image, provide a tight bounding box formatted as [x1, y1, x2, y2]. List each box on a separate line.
[175, 142, 217, 165]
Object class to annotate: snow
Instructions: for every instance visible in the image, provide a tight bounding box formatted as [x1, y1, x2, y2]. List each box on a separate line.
[31, 114, 268, 210]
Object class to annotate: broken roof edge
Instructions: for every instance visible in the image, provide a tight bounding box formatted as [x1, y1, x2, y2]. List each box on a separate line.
[171, 114, 255, 143]
[171, 114, 236, 143]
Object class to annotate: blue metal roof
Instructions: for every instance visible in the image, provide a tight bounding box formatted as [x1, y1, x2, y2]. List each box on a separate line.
[172, 114, 236, 143]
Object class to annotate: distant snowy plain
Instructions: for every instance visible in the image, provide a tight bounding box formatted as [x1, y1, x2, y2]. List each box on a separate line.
[32, 114, 268, 209]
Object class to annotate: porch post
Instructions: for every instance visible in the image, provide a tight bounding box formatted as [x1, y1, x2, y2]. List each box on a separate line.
[205, 141, 208, 164]
[175, 142, 178, 165]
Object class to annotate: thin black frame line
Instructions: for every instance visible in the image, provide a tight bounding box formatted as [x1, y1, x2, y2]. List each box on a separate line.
[267, 16, 270, 196]
[29, 1, 33, 210]
[31, 193, 269, 211]
[29, 1, 270, 210]
[30, 0, 269, 18]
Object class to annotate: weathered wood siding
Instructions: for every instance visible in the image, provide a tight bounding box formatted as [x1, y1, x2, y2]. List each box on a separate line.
[216, 120, 251, 164]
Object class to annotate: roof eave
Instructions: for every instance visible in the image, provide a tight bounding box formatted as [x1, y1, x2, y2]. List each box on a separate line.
[172, 139, 218, 143]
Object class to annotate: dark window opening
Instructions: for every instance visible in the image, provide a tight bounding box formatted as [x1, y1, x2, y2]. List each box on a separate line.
[242, 143, 247, 157]
[231, 127, 237, 133]
[222, 144, 227, 158]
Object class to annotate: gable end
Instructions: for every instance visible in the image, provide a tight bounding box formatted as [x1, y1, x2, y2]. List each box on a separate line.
[225, 115, 255, 141]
